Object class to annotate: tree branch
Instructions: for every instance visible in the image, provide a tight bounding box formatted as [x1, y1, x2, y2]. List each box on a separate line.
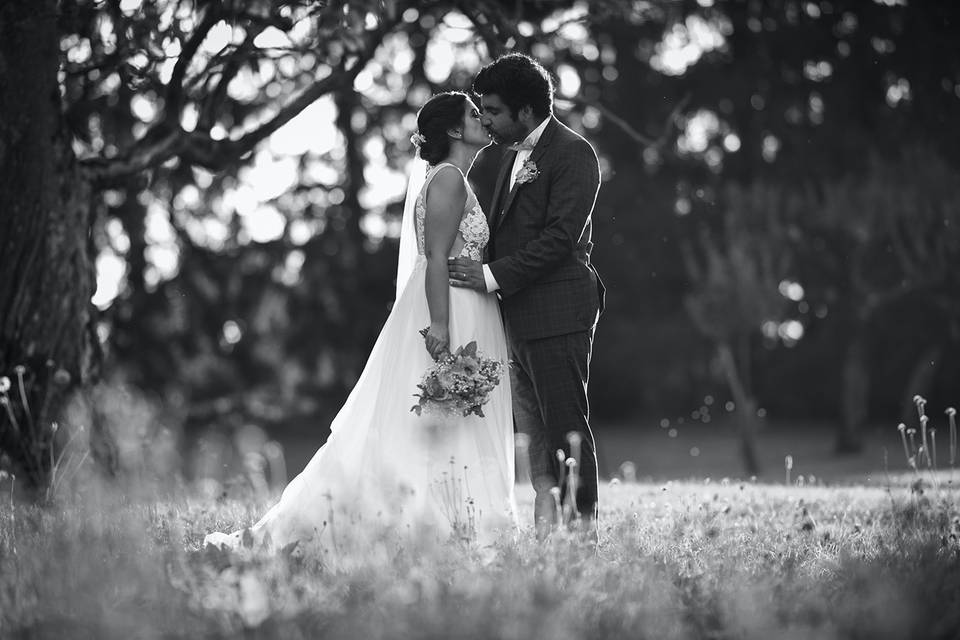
[183, 11, 404, 169]
[455, 0, 514, 57]
[80, 6, 405, 181]
[164, 4, 221, 126]
[567, 93, 689, 151]
[197, 28, 261, 133]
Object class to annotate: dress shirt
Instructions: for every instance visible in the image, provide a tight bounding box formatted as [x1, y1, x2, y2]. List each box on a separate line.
[482, 116, 551, 293]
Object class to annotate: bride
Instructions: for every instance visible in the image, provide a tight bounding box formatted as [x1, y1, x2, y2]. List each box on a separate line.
[205, 92, 518, 555]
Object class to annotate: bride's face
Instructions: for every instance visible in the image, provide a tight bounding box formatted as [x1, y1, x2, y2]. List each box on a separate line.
[461, 99, 489, 148]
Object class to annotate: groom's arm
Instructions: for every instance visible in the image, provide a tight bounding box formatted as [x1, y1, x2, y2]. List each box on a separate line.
[487, 139, 600, 296]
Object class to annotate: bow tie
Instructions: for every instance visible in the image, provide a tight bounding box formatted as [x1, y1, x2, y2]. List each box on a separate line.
[507, 140, 536, 152]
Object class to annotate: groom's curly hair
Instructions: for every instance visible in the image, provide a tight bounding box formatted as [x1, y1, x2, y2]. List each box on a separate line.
[473, 53, 554, 120]
[415, 91, 469, 165]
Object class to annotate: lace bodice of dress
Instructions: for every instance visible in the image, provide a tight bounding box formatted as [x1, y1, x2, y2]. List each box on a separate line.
[415, 163, 488, 260]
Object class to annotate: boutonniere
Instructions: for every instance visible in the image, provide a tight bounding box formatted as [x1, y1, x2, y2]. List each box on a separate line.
[514, 159, 539, 185]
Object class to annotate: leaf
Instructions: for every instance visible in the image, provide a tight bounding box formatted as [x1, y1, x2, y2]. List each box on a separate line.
[280, 540, 300, 559]
[462, 341, 478, 358]
[241, 527, 254, 549]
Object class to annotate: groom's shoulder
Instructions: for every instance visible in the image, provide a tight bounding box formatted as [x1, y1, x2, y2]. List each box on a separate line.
[552, 118, 598, 160]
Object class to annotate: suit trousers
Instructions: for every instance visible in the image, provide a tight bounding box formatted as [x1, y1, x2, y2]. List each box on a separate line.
[508, 327, 598, 523]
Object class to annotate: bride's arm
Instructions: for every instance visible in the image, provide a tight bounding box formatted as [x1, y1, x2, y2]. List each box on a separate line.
[422, 167, 467, 359]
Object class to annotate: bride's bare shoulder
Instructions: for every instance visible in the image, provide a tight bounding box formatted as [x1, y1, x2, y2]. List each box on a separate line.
[425, 165, 466, 201]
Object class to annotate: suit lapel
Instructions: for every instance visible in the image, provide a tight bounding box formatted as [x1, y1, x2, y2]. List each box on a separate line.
[495, 117, 559, 232]
[487, 149, 516, 231]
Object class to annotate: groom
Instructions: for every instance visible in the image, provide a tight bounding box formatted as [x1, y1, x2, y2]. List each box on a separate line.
[448, 53, 604, 541]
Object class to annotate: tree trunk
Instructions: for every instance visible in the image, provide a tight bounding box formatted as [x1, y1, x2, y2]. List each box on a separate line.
[717, 342, 761, 476]
[0, 0, 100, 489]
[837, 335, 868, 454]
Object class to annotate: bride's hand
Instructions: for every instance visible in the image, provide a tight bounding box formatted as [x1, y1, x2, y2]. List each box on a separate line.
[422, 324, 450, 360]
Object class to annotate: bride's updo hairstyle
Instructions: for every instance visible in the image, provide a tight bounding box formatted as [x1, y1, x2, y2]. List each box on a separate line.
[415, 91, 469, 165]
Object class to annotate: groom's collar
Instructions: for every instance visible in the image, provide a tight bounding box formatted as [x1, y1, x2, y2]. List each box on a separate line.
[516, 116, 551, 149]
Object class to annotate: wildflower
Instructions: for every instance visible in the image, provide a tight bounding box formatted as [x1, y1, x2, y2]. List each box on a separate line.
[0, 377, 9, 393]
[549, 486, 562, 523]
[920, 414, 931, 467]
[946, 408, 957, 466]
[930, 429, 938, 471]
[898, 423, 911, 463]
[13, 365, 24, 376]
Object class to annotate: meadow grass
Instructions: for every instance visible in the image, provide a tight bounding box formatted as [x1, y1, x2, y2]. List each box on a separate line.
[1, 476, 959, 640]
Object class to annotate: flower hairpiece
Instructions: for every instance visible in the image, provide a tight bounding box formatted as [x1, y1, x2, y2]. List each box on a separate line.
[410, 131, 426, 148]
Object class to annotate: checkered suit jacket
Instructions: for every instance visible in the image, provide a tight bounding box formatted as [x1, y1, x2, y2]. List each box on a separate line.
[485, 116, 605, 341]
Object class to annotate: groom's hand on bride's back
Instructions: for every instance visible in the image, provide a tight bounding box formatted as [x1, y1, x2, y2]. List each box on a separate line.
[448, 257, 486, 292]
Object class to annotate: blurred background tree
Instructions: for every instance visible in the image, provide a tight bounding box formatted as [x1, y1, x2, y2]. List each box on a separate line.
[1, 0, 958, 487]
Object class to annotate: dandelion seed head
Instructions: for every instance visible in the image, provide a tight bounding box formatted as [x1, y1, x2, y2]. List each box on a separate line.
[565, 458, 577, 468]
[13, 365, 25, 376]
[947, 408, 957, 417]
[556, 449, 566, 463]
[920, 415, 929, 425]
[566, 431, 583, 447]
[0, 377, 9, 393]
[785, 455, 793, 470]
[549, 486, 561, 498]
[898, 423, 906, 431]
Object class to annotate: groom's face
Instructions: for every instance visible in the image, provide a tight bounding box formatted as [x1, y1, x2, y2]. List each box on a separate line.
[479, 94, 528, 146]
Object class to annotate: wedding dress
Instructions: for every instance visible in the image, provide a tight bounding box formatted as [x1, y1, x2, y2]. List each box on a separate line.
[204, 163, 517, 555]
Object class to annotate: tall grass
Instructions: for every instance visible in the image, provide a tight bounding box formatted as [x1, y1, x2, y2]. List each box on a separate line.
[1, 475, 958, 639]
[2, 387, 959, 638]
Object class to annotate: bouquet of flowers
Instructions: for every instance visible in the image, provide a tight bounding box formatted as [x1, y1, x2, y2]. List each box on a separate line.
[411, 336, 505, 418]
